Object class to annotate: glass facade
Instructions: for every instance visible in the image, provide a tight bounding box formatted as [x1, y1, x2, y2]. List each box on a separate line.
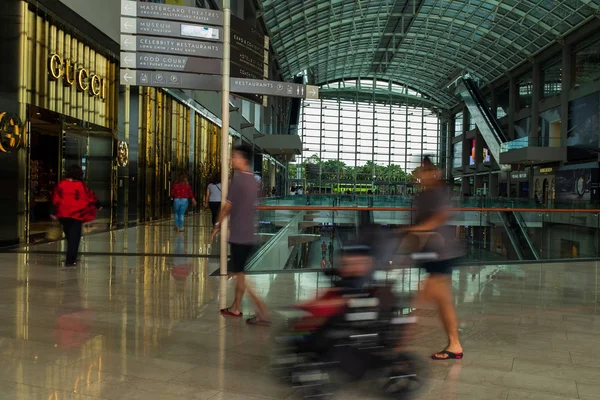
[517, 71, 534, 109]
[454, 112, 463, 136]
[496, 84, 509, 119]
[542, 58, 562, 98]
[568, 92, 600, 149]
[574, 35, 600, 85]
[296, 96, 440, 190]
[515, 117, 532, 139]
[452, 142, 463, 169]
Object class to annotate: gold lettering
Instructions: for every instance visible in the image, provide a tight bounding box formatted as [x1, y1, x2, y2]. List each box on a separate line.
[48, 54, 62, 79]
[90, 74, 101, 97]
[77, 68, 89, 91]
[65, 59, 76, 86]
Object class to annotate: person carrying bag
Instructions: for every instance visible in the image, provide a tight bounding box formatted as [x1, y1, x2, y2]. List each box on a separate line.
[51, 165, 100, 267]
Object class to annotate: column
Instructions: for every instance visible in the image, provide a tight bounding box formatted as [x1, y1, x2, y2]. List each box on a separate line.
[530, 61, 542, 146]
[560, 42, 573, 147]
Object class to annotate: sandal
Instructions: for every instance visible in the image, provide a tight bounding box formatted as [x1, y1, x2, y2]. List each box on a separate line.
[220, 308, 243, 317]
[246, 316, 271, 326]
[431, 350, 463, 360]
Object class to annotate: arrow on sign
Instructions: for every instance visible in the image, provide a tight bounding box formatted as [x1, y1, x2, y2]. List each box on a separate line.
[123, 38, 132, 47]
[122, 72, 133, 82]
[123, 2, 133, 12]
[123, 21, 133, 30]
[310, 87, 317, 96]
[123, 55, 133, 64]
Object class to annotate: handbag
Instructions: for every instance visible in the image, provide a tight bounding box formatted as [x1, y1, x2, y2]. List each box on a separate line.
[46, 222, 63, 241]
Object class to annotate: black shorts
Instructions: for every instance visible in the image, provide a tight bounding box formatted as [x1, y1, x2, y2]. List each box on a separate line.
[421, 258, 456, 275]
[229, 243, 254, 274]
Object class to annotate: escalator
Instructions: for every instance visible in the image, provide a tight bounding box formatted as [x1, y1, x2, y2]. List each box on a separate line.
[498, 211, 540, 261]
[456, 74, 508, 163]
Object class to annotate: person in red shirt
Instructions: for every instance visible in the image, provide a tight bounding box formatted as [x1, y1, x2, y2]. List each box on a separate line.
[171, 172, 196, 232]
[51, 165, 100, 267]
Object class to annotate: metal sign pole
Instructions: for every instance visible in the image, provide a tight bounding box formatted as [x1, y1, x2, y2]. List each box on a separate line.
[220, 0, 231, 276]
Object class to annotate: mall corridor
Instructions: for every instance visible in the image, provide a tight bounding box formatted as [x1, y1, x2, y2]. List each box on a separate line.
[0, 214, 597, 399]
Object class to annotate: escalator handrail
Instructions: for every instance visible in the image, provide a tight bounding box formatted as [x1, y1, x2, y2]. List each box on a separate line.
[511, 211, 540, 260]
[498, 211, 524, 260]
[462, 77, 508, 143]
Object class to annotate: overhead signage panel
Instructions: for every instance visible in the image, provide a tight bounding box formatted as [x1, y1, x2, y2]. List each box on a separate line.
[120, 35, 223, 58]
[121, 52, 222, 74]
[305, 85, 319, 99]
[231, 78, 306, 98]
[230, 47, 267, 79]
[121, 17, 222, 41]
[120, 69, 222, 91]
[231, 15, 268, 50]
[121, 0, 223, 26]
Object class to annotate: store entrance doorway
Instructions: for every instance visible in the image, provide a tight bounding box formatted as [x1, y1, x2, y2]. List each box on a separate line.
[27, 106, 114, 241]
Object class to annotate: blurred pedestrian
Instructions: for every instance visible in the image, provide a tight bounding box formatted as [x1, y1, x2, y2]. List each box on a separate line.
[406, 156, 463, 360]
[171, 172, 196, 232]
[51, 165, 100, 267]
[205, 173, 222, 226]
[213, 145, 270, 325]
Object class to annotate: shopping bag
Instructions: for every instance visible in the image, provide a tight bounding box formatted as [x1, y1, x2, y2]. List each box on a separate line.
[46, 223, 63, 241]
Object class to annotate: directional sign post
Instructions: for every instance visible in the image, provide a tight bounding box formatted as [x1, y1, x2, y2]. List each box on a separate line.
[230, 78, 307, 98]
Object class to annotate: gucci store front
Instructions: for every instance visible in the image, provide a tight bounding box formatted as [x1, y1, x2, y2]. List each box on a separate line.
[0, 0, 118, 244]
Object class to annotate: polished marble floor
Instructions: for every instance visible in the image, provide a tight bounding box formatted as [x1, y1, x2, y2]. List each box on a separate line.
[0, 217, 599, 399]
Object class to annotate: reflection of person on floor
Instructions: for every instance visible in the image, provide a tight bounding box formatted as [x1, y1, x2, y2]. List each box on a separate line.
[171, 172, 197, 232]
[51, 165, 100, 267]
[213, 145, 270, 326]
[321, 241, 327, 258]
[171, 233, 192, 289]
[320, 257, 327, 269]
[405, 156, 463, 361]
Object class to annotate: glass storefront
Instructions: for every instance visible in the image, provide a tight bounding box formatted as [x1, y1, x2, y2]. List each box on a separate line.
[19, 3, 118, 241]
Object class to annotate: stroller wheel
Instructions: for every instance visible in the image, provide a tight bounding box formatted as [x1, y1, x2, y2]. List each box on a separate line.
[379, 352, 427, 399]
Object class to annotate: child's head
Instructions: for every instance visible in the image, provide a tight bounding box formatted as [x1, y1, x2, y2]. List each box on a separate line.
[339, 245, 372, 277]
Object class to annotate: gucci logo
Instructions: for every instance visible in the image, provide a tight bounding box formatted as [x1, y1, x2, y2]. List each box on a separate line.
[117, 141, 129, 167]
[0, 112, 24, 153]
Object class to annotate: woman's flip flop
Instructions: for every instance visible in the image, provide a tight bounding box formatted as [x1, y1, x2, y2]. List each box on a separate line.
[220, 308, 243, 317]
[431, 350, 463, 360]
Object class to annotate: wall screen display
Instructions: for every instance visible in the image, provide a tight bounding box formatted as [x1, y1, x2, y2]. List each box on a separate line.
[469, 141, 492, 165]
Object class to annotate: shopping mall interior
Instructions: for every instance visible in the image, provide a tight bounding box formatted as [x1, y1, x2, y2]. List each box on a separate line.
[0, 0, 600, 399]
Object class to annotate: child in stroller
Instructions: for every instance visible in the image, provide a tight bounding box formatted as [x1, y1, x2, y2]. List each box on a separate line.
[271, 244, 426, 399]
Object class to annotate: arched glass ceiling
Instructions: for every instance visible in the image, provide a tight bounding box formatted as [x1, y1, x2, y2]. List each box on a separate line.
[260, 0, 600, 107]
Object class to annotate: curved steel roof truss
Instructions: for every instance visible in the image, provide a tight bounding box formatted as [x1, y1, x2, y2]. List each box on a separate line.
[259, 0, 599, 108]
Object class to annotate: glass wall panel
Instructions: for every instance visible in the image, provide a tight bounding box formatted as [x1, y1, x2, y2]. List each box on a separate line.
[517, 71, 533, 109]
[515, 117, 532, 139]
[296, 87, 440, 189]
[542, 57, 562, 98]
[496, 84, 509, 118]
[574, 35, 600, 85]
[453, 142, 462, 169]
[568, 92, 600, 149]
[454, 112, 463, 136]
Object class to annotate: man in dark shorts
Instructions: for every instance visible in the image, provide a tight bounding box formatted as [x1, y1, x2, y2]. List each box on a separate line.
[212, 145, 270, 325]
[405, 156, 463, 360]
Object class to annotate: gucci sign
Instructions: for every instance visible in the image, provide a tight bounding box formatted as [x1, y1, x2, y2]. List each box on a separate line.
[48, 53, 107, 100]
[117, 141, 129, 167]
[0, 112, 24, 153]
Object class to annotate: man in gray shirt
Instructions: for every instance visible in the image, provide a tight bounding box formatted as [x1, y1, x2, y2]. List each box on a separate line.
[212, 145, 270, 325]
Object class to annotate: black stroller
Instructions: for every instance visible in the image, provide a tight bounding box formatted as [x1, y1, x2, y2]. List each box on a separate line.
[271, 222, 432, 399]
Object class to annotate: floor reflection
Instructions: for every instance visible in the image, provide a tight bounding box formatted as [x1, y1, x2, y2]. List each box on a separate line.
[0, 226, 599, 398]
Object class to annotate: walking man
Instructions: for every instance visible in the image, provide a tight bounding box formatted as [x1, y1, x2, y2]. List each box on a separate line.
[213, 145, 270, 326]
